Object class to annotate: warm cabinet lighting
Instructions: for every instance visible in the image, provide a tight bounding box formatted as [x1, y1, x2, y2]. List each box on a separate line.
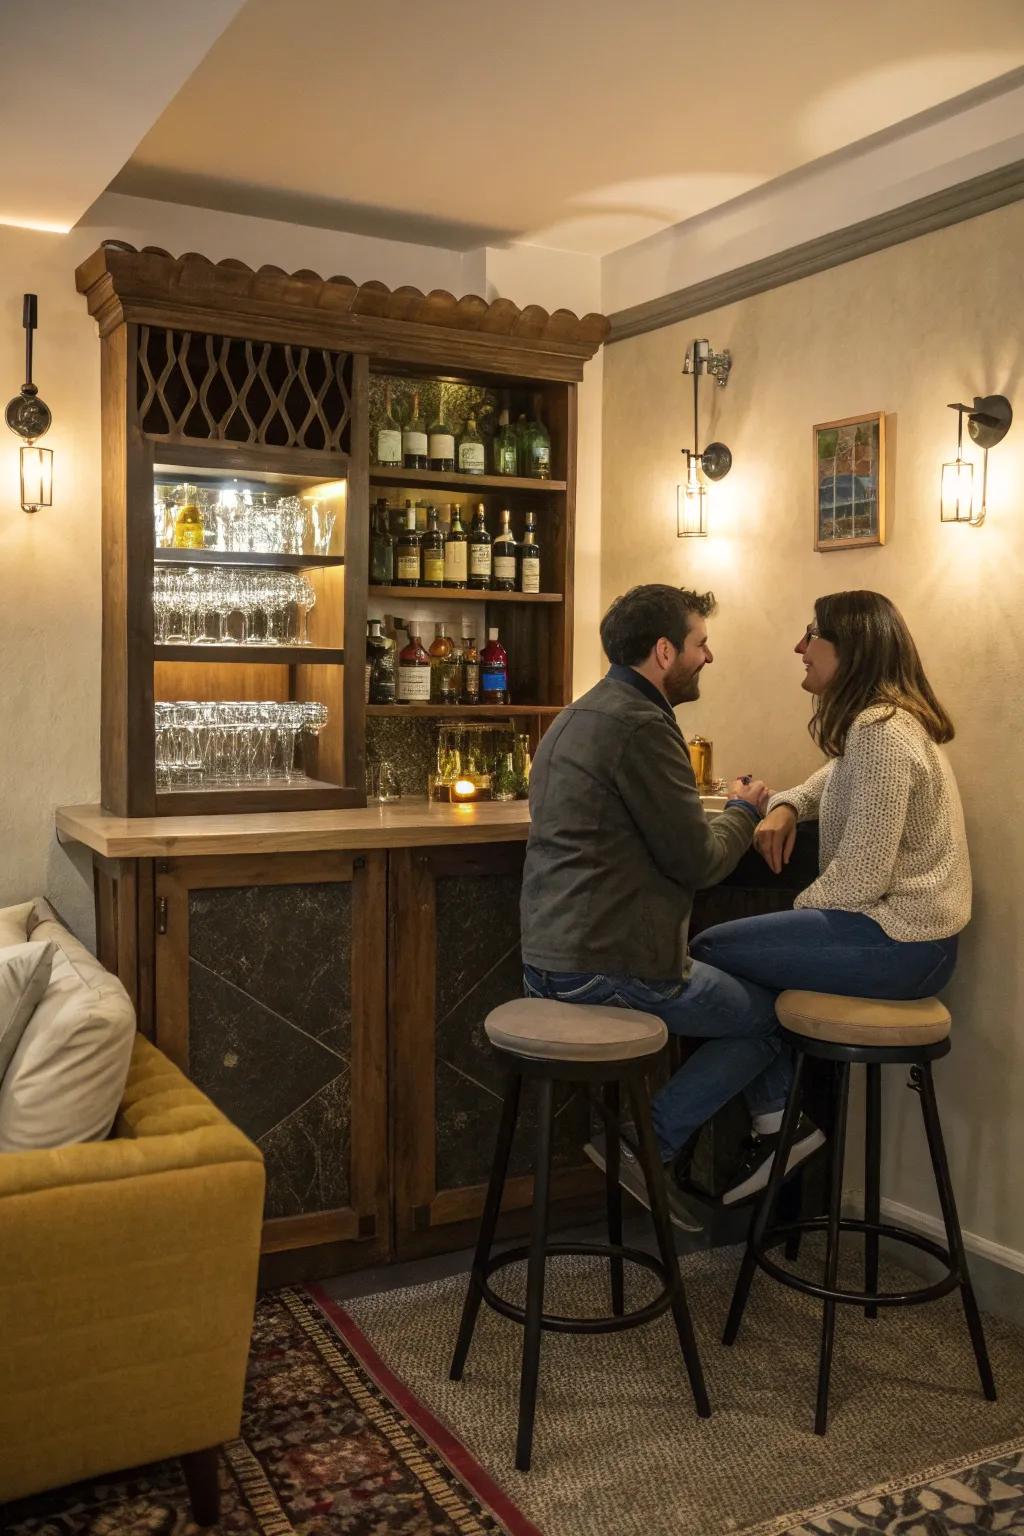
[941, 394, 1012, 527]
[20, 445, 52, 511]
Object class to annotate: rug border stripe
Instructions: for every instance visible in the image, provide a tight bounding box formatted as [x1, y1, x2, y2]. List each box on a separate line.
[306, 1282, 545, 1536]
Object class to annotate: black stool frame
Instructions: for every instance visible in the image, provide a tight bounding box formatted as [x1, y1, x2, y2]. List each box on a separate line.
[450, 1046, 710, 1471]
[723, 1029, 996, 1434]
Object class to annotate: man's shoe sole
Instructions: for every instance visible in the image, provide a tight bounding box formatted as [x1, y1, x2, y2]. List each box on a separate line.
[721, 1127, 826, 1206]
[583, 1140, 703, 1233]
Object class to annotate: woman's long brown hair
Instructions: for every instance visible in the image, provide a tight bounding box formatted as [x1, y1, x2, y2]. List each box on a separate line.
[810, 590, 954, 757]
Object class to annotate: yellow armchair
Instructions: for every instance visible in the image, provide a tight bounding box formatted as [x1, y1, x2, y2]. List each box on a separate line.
[0, 1031, 265, 1524]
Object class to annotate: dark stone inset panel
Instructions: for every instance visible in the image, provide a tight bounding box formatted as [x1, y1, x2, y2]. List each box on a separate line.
[436, 872, 522, 1058]
[434, 1060, 586, 1192]
[189, 960, 343, 1143]
[259, 1070, 351, 1220]
[189, 882, 351, 1056]
[365, 717, 436, 799]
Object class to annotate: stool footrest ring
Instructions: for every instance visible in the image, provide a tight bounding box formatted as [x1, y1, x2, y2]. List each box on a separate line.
[480, 1241, 673, 1334]
[753, 1217, 959, 1306]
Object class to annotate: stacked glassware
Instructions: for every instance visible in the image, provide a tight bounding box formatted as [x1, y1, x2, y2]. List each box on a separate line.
[155, 700, 328, 789]
[155, 483, 337, 556]
[154, 566, 317, 646]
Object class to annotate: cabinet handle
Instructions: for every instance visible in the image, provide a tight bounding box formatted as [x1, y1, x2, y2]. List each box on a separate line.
[157, 896, 168, 935]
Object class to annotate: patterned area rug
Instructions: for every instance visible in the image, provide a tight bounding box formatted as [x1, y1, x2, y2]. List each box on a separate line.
[0, 1286, 539, 1536]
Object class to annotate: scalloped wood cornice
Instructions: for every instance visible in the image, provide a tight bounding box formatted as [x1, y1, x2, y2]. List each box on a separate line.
[76, 241, 609, 383]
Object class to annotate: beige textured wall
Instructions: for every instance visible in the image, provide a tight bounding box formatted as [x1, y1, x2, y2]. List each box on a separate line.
[602, 199, 1024, 1258]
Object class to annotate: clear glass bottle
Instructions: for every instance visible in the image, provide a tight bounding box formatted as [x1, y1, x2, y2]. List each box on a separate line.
[513, 732, 532, 798]
[468, 502, 492, 590]
[429, 622, 460, 704]
[518, 509, 541, 593]
[524, 393, 551, 479]
[370, 499, 394, 585]
[397, 626, 432, 702]
[395, 507, 421, 586]
[461, 633, 480, 704]
[172, 484, 205, 549]
[492, 750, 517, 802]
[366, 619, 396, 704]
[402, 390, 428, 470]
[481, 627, 510, 704]
[492, 507, 517, 590]
[376, 384, 403, 467]
[428, 398, 456, 472]
[458, 411, 486, 475]
[444, 504, 468, 587]
[493, 400, 519, 476]
[420, 505, 444, 587]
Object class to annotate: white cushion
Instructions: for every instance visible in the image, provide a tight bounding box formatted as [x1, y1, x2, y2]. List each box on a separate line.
[0, 902, 34, 949]
[0, 915, 135, 1153]
[0, 941, 55, 1082]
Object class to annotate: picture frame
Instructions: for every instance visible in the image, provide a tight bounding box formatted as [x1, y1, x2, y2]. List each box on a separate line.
[813, 411, 886, 551]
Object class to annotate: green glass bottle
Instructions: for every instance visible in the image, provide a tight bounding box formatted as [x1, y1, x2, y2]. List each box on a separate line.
[493, 401, 519, 476]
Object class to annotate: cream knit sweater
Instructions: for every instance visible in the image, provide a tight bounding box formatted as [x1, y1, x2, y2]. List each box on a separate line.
[766, 705, 971, 942]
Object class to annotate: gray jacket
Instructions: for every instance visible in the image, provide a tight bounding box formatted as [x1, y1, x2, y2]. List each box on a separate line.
[521, 672, 755, 980]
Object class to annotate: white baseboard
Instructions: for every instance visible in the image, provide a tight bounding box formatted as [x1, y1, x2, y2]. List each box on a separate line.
[877, 1196, 1024, 1278]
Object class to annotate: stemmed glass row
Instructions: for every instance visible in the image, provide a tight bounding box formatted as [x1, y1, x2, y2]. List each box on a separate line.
[154, 566, 318, 646]
[155, 700, 328, 789]
[155, 485, 337, 556]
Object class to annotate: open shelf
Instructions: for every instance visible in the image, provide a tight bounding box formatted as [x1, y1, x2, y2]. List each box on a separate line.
[155, 645, 345, 665]
[155, 548, 346, 570]
[156, 779, 361, 815]
[366, 704, 562, 718]
[370, 467, 566, 494]
[369, 585, 561, 605]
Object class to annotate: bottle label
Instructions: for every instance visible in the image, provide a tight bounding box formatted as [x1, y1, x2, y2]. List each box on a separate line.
[494, 555, 516, 581]
[533, 442, 550, 470]
[470, 545, 492, 576]
[481, 667, 508, 693]
[462, 662, 479, 697]
[403, 430, 428, 456]
[445, 542, 468, 581]
[459, 442, 486, 473]
[398, 665, 431, 701]
[520, 554, 540, 593]
[423, 551, 444, 583]
[377, 428, 402, 465]
[397, 550, 420, 580]
[429, 432, 455, 459]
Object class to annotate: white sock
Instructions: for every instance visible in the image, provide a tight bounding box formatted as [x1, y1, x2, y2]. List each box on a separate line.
[752, 1109, 784, 1136]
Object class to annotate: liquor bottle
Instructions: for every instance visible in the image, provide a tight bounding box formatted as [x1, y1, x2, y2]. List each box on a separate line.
[376, 385, 402, 467]
[524, 394, 551, 479]
[513, 732, 532, 798]
[366, 619, 396, 704]
[518, 509, 541, 593]
[514, 413, 530, 472]
[493, 400, 519, 476]
[429, 622, 460, 704]
[370, 499, 394, 585]
[461, 633, 480, 704]
[402, 390, 428, 470]
[481, 628, 510, 704]
[458, 411, 486, 475]
[414, 498, 428, 532]
[444, 504, 468, 587]
[395, 508, 421, 586]
[428, 398, 456, 472]
[420, 505, 444, 587]
[492, 507, 517, 590]
[172, 489, 204, 549]
[468, 503, 492, 590]
[397, 625, 432, 703]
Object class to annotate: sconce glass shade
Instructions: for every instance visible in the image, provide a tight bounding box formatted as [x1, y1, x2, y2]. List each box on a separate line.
[677, 479, 707, 537]
[20, 444, 52, 511]
[940, 457, 973, 523]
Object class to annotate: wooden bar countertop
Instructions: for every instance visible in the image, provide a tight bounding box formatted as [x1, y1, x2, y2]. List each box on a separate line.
[56, 795, 727, 860]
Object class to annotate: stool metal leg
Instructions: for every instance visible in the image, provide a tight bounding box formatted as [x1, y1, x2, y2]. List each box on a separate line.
[723, 1052, 806, 1346]
[815, 1061, 851, 1435]
[915, 1063, 997, 1402]
[864, 1063, 882, 1319]
[779, 1167, 805, 1263]
[516, 1076, 555, 1471]
[628, 1076, 711, 1419]
[604, 1079, 625, 1317]
[451, 1072, 522, 1382]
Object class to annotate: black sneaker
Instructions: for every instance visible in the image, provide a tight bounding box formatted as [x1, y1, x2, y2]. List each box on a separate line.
[720, 1114, 826, 1206]
[583, 1127, 703, 1233]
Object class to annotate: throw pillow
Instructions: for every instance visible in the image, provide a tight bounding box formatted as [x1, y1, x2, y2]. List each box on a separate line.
[0, 941, 55, 1084]
[0, 902, 35, 949]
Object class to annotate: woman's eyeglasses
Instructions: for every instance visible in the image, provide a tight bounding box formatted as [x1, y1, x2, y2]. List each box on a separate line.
[804, 623, 820, 644]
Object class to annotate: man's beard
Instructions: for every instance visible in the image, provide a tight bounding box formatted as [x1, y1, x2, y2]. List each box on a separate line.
[665, 660, 702, 706]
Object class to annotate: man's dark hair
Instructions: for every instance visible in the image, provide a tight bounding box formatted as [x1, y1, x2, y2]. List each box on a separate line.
[599, 584, 716, 666]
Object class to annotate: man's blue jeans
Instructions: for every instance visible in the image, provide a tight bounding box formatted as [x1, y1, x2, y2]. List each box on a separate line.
[523, 908, 958, 1161]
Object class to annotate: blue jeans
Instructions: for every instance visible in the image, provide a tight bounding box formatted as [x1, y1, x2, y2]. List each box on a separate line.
[523, 909, 958, 1161]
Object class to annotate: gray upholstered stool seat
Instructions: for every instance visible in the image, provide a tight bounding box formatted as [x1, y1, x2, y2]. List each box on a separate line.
[776, 990, 951, 1048]
[484, 998, 668, 1062]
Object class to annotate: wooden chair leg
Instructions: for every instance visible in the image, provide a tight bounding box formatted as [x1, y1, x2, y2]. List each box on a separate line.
[181, 1446, 220, 1528]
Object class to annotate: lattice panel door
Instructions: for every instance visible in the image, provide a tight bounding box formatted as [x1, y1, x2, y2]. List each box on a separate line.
[137, 327, 352, 453]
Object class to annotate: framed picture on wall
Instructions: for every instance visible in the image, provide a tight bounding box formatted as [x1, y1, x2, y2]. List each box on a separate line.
[813, 411, 886, 551]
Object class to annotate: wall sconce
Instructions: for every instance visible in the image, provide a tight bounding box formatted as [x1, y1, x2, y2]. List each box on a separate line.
[941, 394, 1012, 527]
[678, 338, 732, 538]
[5, 294, 53, 513]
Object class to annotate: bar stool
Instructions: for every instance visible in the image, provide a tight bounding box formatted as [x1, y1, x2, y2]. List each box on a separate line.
[449, 997, 710, 1471]
[723, 989, 996, 1435]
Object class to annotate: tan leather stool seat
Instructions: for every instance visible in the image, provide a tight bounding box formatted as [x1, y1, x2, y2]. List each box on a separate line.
[485, 998, 668, 1062]
[776, 990, 951, 1048]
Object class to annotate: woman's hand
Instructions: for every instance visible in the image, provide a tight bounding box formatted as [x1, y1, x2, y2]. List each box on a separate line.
[729, 777, 770, 816]
[754, 804, 797, 874]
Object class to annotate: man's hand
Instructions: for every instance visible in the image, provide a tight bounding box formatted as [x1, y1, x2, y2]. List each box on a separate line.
[729, 777, 770, 817]
[754, 803, 797, 874]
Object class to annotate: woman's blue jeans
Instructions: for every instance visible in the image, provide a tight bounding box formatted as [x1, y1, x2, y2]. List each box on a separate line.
[523, 908, 958, 1161]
